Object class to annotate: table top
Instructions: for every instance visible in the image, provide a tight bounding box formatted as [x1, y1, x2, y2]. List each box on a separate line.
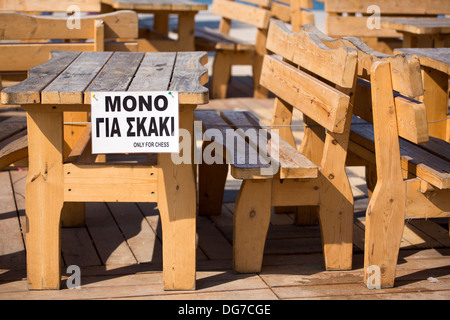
[395, 48, 450, 75]
[381, 18, 450, 35]
[101, 0, 208, 12]
[1, 51, 209, 106]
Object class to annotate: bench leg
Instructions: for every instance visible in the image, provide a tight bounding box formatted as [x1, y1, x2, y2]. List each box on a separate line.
[295, 115, 325, 225]
[318, 127, 354, 270]
[212, 51, 232, 99]
[318, 170, 354, 271]
[198, 156, 228, 216]
[157, 106, 197, 291]
[364, 61, 406, 288]
[25, 110, 64, 290]
[233, 179, 272, 273]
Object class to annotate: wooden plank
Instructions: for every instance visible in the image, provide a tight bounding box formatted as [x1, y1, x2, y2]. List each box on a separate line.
[266, 20, 358, 88]
[196, 216, 233, 260]
[350, 121, 450, 190]
[353, 78, 429, 144]
[127, 52, 176, 92]
[382, 18, 450, 35]
[194, 110, 269, 179]
[0, 0, 102, 12]
[418, 137, 450, 162]
[211, 0, 270, 29]
[363, 61, 406, 288]
[9, 170, 27, 244]
[405, 179, 450, 219]
[0, 131, 28, 171]
[85, 202, 137, 266]
[327, 16, 401, 38]
[84, 52, 144, 104]
[1, 51, 81, 105]
[260, 55, 351, 134]
[63, 163, 158, 203]
[220, 110, 319, 179]
[0, 116, 27, 142]
[0, 171, 26, 270]
[107, 203, 162, 264]
[324, 0, 450, 15]
[101, 0, 208, 11]
[303, 25, 424, 98]
[396, 48, 450, 75]
[409, 220, 450, 247]
[61, 227, 102, 267]
[0, 11, 138, 40]
[41, 51, 113, 104]
[169, 52, 209, 105]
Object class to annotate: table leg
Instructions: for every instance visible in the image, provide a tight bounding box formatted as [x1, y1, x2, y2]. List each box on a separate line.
[61, 112, 88, 227]
[421, 66, 448, 141]
[154, 12, 170, 36]
[402, 32, 418, 48]
[24, 110, 64, 290]
[157, 105, 197, 290]
[177, 12, 196, 51]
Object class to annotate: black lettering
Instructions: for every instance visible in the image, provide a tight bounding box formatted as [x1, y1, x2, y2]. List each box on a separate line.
[159, 117, 170, 136]
[171, 117, 175, 136]
[105, 118, 110, 137]
[154, 95, 168, 111]
[137, 117, 148, 136]
[139, 96, 152, 112]
[148, 117, 158, 136]
[127, 118, 135, 137]
[105, 96, 121, 112]
[95, 118, 104, 138]
[111, 118, 121, 137]
[123, 96, 137, 112]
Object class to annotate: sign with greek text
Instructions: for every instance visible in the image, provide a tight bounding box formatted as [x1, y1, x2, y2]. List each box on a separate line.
[91, 91, 179, 154]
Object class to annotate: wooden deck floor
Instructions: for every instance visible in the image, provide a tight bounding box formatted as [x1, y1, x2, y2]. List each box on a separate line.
[1, 76, 450, 300]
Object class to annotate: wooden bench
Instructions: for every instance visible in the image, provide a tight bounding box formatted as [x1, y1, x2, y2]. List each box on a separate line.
[0, 0, 102, 13]
[0, 10, 139, 161]
[304, 25, 450, 288]
[321, 0, 450, 53]
[196, 19, 359, 273]
[0, 11, 138, 78]
[0, 110, 27, 170]
[270, 0, 315, 32]
[195, 0, 271, 99]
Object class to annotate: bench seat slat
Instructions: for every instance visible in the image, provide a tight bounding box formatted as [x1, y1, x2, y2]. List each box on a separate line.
[195, 110, 274, 179]
[350, 117, 450, 189]
[195, 27, 254, 51]
[220, 110, 319, 180]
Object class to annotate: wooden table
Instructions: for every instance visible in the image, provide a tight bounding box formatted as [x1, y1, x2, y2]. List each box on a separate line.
[382, 18, 450, 48]
[1, 50, 209, 291]
[395, 48, 450, 142]
[101, 0, 208, 52]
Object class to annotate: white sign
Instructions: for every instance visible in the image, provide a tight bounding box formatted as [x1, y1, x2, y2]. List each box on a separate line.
[91, 91, 179, 154]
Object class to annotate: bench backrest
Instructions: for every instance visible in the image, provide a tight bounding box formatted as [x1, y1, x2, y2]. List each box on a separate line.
[212, 0, 271, 33]
[300, 24, 430, 145]
[323, 0, 450, 38]
[262, 19, 357, 135]
[0, 11, 138, 72]
[270, 0, 315, 32]
[0, 0, 101, 13]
